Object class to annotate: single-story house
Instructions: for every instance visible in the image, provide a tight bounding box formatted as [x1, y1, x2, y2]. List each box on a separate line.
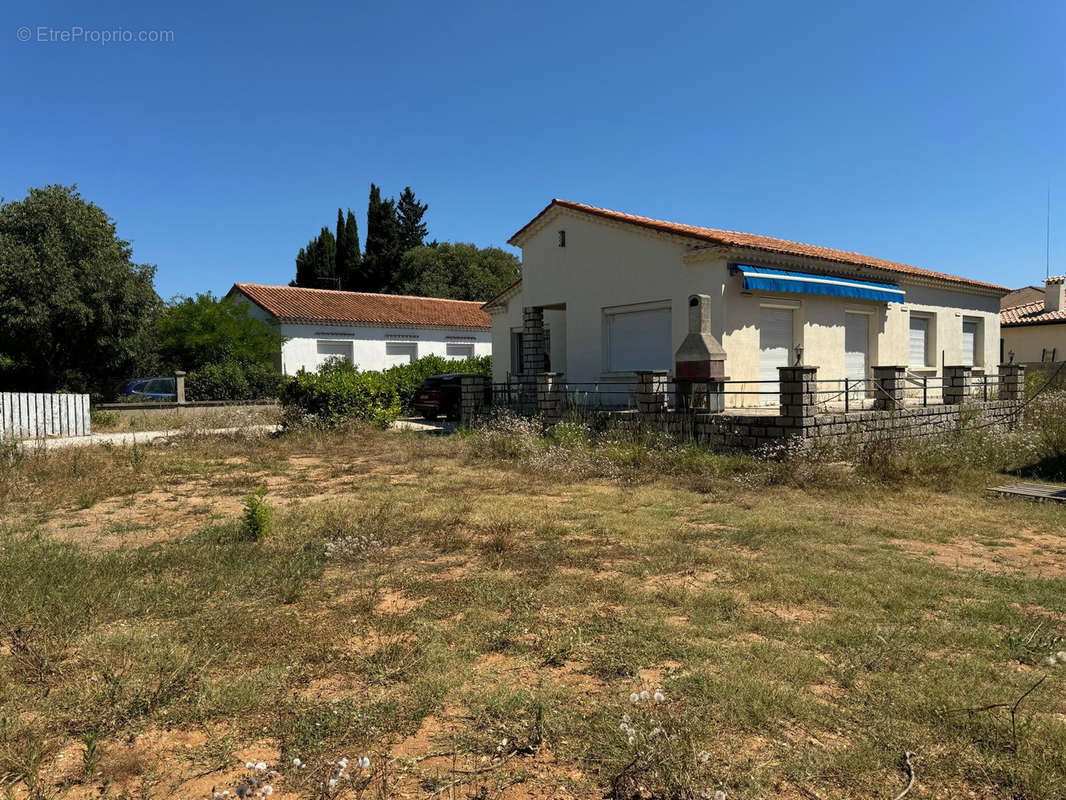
[228, 283, 491, 375]
[484, 200, 1007, 405]
[1000, 276, 1066, 363]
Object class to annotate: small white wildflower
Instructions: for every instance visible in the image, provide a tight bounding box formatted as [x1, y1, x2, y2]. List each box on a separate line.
[1057, 651, 1066, 663]
[245, 763, 255, 770]
[697, 750, 710, 764]
[639, 690, 650, 701]
[627, 735, 635, 746]
[1045, 656, 1058, 666]
[254, 762, 267, 772]
[621, 713, 630, 723]
[292, 758, 301, 767]
[328, 778, 338, 789]
[653, 690, 665, 703]
[629, 692, 640, 704]
[359, 756, 370, 770]
[619, 722, 629, 732]
[337, 757, 349, 769]
[715, 791, 727, 800]
[262, 788, 273, 797]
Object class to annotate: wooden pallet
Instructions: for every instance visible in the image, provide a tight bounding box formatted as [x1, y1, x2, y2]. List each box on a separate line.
[988, 482, 1066, 503]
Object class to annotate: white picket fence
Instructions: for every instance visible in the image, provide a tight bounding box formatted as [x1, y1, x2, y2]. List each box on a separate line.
[1, 392, 91, 439]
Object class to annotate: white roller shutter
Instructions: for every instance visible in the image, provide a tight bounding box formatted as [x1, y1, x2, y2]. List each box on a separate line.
[446, 343, 474, 359]
[385, 342, 417, 366]
[962, 320, 978, 367]
[759, 307, 793, 403]
[909, 317, 929, 366]
[606, 307, 672, 372]
[317, 340, 353, 367]
[845, 313, 869, 394]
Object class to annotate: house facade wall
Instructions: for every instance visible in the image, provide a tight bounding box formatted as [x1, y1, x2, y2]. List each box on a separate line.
[489, 209, 1001, 402]
[1000, 323, 1066, 363]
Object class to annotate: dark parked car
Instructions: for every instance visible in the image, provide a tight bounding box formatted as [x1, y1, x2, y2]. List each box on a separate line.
[413, 373, 490, 421]
[120, 376, 176, 401]
[412, 374, 463, 420]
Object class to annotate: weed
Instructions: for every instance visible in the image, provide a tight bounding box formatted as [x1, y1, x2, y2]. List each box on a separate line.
[240, 485, 273, 541]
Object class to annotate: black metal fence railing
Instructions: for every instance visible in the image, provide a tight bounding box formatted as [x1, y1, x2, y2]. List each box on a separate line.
[490, 373, 1009, 416]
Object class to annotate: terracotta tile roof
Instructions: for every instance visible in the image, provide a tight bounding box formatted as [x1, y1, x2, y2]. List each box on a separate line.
[231, 284, 491, 329]
[510, 199, 1007, 293]
[1001, 285, 1045, 310]
[1000, 300, 1066, 327]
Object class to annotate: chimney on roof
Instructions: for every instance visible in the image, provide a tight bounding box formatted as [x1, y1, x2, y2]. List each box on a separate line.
[1046, 275, 1065, 313]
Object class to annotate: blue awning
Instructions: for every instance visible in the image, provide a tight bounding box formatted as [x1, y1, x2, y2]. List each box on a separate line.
[733, 265, 905, 303]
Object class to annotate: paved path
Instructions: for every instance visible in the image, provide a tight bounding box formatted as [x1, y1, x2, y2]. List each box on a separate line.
[21, 424, 281, 450]
[21, 418, 455, 450]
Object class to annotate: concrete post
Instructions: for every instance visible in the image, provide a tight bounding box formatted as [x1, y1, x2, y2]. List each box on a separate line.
[459, 374, 489, 426]
[174, 371, 187, 405]
[943, 365, 972, 405]
[778, 365, 818, 427]
[536, 372, 564, 424]
[635, 370, 669, 417]
[998, 363, 1025, 402]
[872, 366, 906, 411]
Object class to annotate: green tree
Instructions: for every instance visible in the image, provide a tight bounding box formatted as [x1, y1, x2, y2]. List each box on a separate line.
[154, 292, 284, 372]
[293, 227, 337, 289]
[396, 186, 428, 254]
[395, 242, 520, 301]
[362, 184, 400, 292]
[0, 185, 160, 394]
[337, 209, 362, 291]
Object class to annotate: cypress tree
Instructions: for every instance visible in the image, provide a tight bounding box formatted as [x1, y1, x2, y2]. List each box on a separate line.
[363, 184, 400, 292]
[396, 187, 428, 254]
[338, 209, 362, 291]
[334, 208, 347, 288]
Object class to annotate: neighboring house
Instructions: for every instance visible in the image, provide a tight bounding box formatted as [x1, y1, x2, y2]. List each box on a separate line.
[484, 200, 1007, 404]
[1000, 276, 1066, 363]
[228, 283, 491, 375]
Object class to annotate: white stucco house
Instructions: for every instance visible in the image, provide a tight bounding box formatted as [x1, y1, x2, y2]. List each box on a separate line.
[484, 200, 1008, 405]
[228, 283, 491, 375]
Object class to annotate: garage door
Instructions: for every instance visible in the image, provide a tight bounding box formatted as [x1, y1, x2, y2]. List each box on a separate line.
[844, 313, 869, 397]
[759, 307, 794, 403]
[385, 342, 417, 367]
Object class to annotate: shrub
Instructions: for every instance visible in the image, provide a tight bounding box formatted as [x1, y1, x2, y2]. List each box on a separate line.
[186, 360, 285, 402]
[281, 360, 402, 428]
[281, 354, 490, 428]
[380, 353, 490, 412]
[89, 408, 119, 428]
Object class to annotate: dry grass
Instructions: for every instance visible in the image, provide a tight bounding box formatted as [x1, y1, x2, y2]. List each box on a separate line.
[1, 422, 1066, 799]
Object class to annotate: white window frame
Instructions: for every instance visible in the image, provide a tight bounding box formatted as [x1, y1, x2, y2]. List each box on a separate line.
[316, 339, 355, 365]
[601, 300, 672, 375]
[445, 342, 474, 360]
[908, 312, 934, 369]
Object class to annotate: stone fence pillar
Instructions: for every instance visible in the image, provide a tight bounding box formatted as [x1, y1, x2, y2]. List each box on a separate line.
[778, 365, 818, 428]
[872, 366, 906, 411]
[943, 365, 972, 405]
[174, 371, 187, 405]
[537, 372, 564, 425]
[998, 363, 1025, 402]
[635, 370, 669, 418]
[460, 374, 489, 426]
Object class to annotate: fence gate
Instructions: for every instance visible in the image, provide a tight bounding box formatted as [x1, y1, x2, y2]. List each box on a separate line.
[0, 392, 91, 439]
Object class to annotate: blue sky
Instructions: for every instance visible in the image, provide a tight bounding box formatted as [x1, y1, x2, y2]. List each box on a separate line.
[3, 0, 1064, 298]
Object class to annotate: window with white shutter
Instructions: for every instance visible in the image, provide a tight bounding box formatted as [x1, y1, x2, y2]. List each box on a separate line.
[603, 304, 672, 373]
[909, 315, 930, 367]
[962, 319, 980, 367]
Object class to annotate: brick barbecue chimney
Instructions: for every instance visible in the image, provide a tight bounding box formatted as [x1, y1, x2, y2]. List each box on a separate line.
[674, 294, 727, 411]
[675, 294, 727, 380]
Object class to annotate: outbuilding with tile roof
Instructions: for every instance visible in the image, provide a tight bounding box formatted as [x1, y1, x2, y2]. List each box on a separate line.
[1000, 276, 1066, 365]
[228, 283, 491, 375]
